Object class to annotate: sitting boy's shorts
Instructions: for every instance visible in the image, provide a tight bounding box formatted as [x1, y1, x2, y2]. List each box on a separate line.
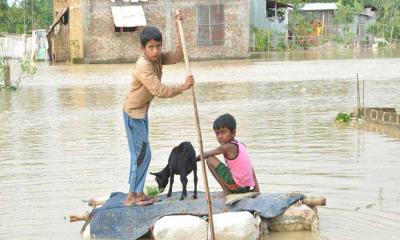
[215, 163, 251, 194]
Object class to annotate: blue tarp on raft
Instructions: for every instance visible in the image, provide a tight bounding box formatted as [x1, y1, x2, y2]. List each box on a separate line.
[90, 191, 304, 240]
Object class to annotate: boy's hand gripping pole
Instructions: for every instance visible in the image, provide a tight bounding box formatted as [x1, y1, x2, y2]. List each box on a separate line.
[177, 19, 216, 240]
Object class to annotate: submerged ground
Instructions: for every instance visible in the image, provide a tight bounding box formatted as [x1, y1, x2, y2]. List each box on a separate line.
[1, 49, 400, 240]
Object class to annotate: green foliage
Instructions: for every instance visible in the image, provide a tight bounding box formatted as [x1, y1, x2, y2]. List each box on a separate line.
[280, 0, 400, 46]
[253, 28, 272, 51]
[288, 9, 313, 34]
[369, 0, 400, 42]
[287, 10, 313, 48]
[378, 41, 388, 47]
[0, 56, 37, 91]
[275, 32, 287, 50]
[335, 112, 351, 123]
[333, 0, 363, 26]
[0, 0, 53, 34]
[20, 58, 37, 75]
[145, 185, 160, 197]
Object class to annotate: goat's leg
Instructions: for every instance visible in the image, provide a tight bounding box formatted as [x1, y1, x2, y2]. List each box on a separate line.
[193, 166, 198, 199]
[167, 174, 174, 197]
[180, 175, 188, 200]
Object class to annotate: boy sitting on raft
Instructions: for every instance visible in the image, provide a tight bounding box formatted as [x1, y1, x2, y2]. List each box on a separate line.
[201, 114, 260, 196]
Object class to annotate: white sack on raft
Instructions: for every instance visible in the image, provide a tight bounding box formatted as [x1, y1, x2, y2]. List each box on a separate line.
[153, 215, 207, 240]
[212, 211, 261, 240]
[153, 212, 261, 240]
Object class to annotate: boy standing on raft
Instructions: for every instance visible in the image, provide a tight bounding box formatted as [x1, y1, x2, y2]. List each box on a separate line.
[123, 10, 194, 206]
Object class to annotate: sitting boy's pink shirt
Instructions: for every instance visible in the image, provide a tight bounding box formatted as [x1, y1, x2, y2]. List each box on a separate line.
[225, 140, 255, 187]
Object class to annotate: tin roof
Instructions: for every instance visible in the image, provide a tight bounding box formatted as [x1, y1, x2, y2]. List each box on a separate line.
[46, 7, 69, 36]
[300, 3, 337, 11]
[111, 6, 147, 27]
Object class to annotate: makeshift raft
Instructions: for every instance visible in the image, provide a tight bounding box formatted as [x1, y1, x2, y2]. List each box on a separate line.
[71, 191, 325, 240]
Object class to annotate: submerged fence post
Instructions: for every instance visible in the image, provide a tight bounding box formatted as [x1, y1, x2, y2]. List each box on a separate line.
[3, 64, 11, 88]
[363, 78, 365, 108]
[357, 73, 360, 117]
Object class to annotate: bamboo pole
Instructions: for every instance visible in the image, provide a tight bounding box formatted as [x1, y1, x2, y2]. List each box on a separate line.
[69, 212, 90, 222]
[177, 18, 216, 240]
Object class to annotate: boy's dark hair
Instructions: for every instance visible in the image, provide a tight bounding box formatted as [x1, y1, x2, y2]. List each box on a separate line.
[140, 26, 162, 47]
[213, 113, 236, 131]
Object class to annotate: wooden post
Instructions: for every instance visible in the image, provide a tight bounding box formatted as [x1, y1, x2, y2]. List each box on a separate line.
[302, 197, 326, 207]
[357, 73, 360, 117]
[363, 78, 365, 108]
[390, 26, 394, 44]
[69, 212, 90, 222]
[4, 64, 11, 88]
[177, 18, 216, 240]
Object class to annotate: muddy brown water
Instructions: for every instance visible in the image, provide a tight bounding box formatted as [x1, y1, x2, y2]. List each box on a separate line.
[1, 51, 400, 239]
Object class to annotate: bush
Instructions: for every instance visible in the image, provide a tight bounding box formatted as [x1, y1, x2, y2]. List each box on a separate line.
[253, 28, 272, 51]
[335, 112, 351, 123]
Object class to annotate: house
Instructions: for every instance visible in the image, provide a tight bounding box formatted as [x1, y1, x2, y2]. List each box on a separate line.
[48, 0, 250, 63]
[299, 3, 337, 36]
[352, 5, 376, 47]
[250, 0, 292, 33]
[250, 0, 292, 49]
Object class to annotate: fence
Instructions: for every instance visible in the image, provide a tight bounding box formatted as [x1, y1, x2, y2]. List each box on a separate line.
[0, 32, 50, 60]
[251, 23, 399, 51]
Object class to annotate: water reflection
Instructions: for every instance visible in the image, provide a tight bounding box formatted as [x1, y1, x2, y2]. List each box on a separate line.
[57, 86, 120, 109]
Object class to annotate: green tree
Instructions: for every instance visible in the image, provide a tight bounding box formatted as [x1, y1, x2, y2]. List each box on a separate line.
[367, 0, 400, 42]
[0, 0, 53, 34]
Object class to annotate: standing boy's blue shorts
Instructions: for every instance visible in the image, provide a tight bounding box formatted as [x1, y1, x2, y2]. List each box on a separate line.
[123, 111, 152, 193]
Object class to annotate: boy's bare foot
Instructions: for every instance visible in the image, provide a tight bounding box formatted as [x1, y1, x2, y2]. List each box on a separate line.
[123, 195, 137, 206]
[124, 197, 155, 207]
[124, 192, 160, 206]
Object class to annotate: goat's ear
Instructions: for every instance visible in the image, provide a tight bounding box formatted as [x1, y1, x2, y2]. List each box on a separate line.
[150, 172, 157, 176]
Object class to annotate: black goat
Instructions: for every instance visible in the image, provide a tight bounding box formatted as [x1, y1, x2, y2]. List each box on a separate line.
[150, 142, 198, 200]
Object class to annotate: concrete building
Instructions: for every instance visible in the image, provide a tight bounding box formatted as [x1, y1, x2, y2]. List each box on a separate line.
[48, 0, 250, 63]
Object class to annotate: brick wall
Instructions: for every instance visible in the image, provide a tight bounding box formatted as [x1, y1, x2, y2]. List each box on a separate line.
[356, 107, 400, 129]
[83, 0, 250, 63]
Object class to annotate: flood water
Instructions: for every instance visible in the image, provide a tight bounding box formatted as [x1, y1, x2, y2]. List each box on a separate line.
[1, 50, 400, 240]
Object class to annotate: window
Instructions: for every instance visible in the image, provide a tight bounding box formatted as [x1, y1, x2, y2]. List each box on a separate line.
[114, 26, 138, 33]
[197, 5, 224, 45]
